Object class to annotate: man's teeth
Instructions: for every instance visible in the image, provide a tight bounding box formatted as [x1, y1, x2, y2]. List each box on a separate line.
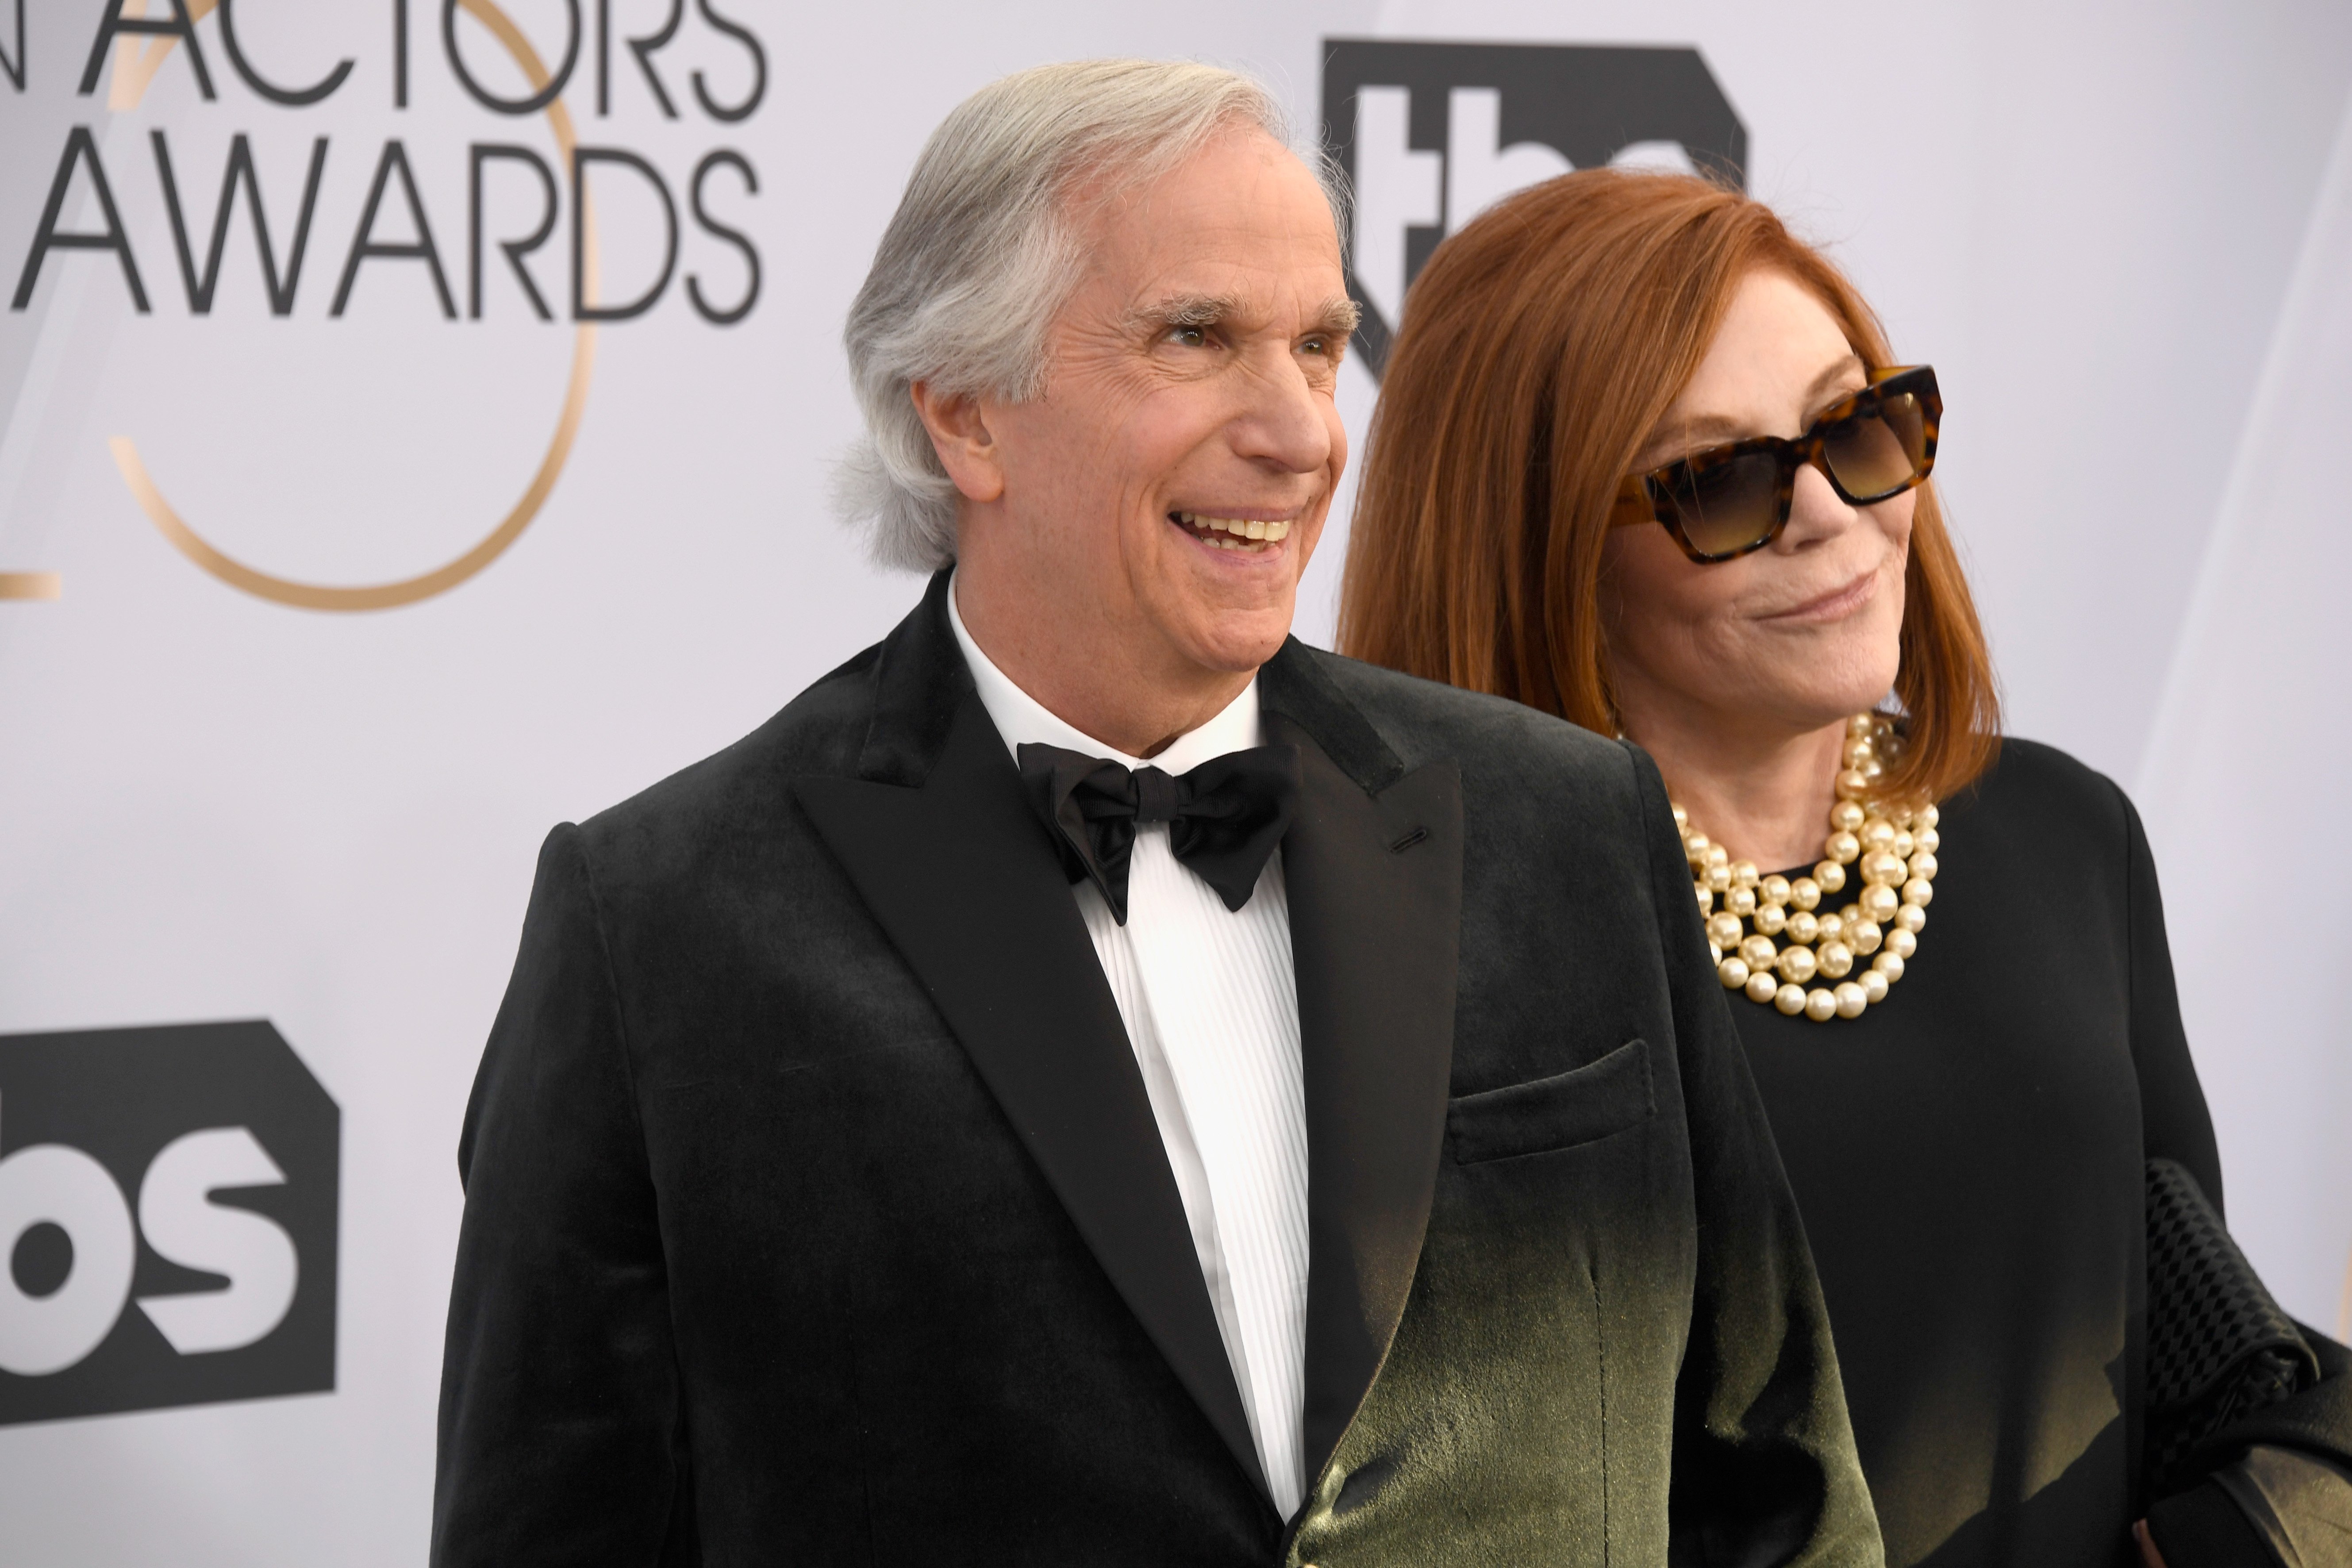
[1175, 513, 1292, 551]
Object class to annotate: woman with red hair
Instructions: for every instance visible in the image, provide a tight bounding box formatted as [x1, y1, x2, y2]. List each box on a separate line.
[1340, 170, 2352, 1567]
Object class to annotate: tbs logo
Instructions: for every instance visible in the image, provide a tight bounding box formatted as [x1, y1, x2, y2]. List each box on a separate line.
[0, 1021, 338, 1426]
[1320, 40, 1748, 375]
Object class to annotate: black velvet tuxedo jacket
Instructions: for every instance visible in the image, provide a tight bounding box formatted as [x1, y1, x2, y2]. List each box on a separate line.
[433, 572, 1879, 1567]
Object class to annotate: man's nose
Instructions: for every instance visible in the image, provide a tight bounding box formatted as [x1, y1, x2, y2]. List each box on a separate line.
[1229, 347, 1334, 475]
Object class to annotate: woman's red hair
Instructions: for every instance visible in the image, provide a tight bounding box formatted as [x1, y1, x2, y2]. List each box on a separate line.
[1337, 169, 2000, 805]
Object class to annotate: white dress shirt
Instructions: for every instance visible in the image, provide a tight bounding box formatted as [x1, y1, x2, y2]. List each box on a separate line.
[947, 580, 1310, 1515]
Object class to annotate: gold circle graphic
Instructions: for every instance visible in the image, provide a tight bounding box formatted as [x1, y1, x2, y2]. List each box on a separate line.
[111, 0, 597, 612]
[0, 573, 64, 600]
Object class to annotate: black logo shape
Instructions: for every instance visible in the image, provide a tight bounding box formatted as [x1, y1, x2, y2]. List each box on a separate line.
[1321, 40, 1747, 376]
[0, 1020, 338, 1426]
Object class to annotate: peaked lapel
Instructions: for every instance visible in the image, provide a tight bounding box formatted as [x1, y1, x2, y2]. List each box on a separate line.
[1260, 640, 1464, 1488]
[792, 573, 1268, 1500]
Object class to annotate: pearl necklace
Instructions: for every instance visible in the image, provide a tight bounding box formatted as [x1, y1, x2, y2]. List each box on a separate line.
[1677, 714, 1940, 1023]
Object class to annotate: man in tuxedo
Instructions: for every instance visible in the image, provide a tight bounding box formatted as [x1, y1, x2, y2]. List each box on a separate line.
[433, 59, 1879, 1567]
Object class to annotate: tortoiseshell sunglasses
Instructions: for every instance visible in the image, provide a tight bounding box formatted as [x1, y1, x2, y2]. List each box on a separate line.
[1610, 365, 1941, 564]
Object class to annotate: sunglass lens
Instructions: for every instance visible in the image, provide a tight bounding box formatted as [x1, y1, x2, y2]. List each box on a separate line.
[1660, 450, 1783, 558]
[1823, 396, 1928, 502]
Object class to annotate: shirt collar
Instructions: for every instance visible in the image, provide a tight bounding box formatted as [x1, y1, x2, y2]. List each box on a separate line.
[946, 571, 1263, 774]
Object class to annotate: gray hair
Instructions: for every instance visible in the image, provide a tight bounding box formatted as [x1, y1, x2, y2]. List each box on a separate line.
[835, 58, 1347, 572]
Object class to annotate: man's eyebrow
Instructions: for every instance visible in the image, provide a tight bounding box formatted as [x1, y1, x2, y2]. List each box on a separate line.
[1124, 294, 1363, 340]
[1307, 296, 1362, 339]
[1127, 292, 1244, 334]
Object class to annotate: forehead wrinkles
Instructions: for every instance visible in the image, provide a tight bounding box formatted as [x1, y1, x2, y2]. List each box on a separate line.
[1058, 126, 1263, 243]
[1071, 129, 1333, 261]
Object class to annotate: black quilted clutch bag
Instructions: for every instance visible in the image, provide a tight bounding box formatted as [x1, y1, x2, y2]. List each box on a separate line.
[2145, 1157, 2321, 1498]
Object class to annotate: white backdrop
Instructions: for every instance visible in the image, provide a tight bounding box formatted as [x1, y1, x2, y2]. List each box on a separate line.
[1, 1, 2347, 1560]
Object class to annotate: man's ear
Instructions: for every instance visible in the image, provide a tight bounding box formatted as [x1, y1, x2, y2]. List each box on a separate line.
[909, 382, 1007, 504]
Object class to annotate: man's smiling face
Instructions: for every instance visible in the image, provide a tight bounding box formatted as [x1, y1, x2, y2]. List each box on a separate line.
[945, 124, 1356, 704]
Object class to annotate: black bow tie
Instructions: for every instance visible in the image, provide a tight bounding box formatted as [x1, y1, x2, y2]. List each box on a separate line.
[1017, 742, 1302, 925]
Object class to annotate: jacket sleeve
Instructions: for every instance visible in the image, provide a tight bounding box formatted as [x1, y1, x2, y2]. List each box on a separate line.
[1621, 746, 1883, 1568]
[430, 825, 696, 1568]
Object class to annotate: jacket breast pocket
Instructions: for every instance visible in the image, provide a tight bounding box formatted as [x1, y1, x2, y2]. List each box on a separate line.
[1447, 1038, 1655, 1165]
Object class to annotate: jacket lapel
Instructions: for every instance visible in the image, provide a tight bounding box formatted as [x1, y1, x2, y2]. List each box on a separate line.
[1260, 640, 1464, 1488]
[792, 573, 1268, 1500]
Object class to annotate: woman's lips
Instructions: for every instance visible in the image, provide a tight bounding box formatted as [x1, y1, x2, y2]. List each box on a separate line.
[1766, 568, 1878, 623]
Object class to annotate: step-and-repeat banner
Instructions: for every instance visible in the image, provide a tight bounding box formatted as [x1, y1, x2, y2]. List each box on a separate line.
[2, 2, 2348, 1560]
